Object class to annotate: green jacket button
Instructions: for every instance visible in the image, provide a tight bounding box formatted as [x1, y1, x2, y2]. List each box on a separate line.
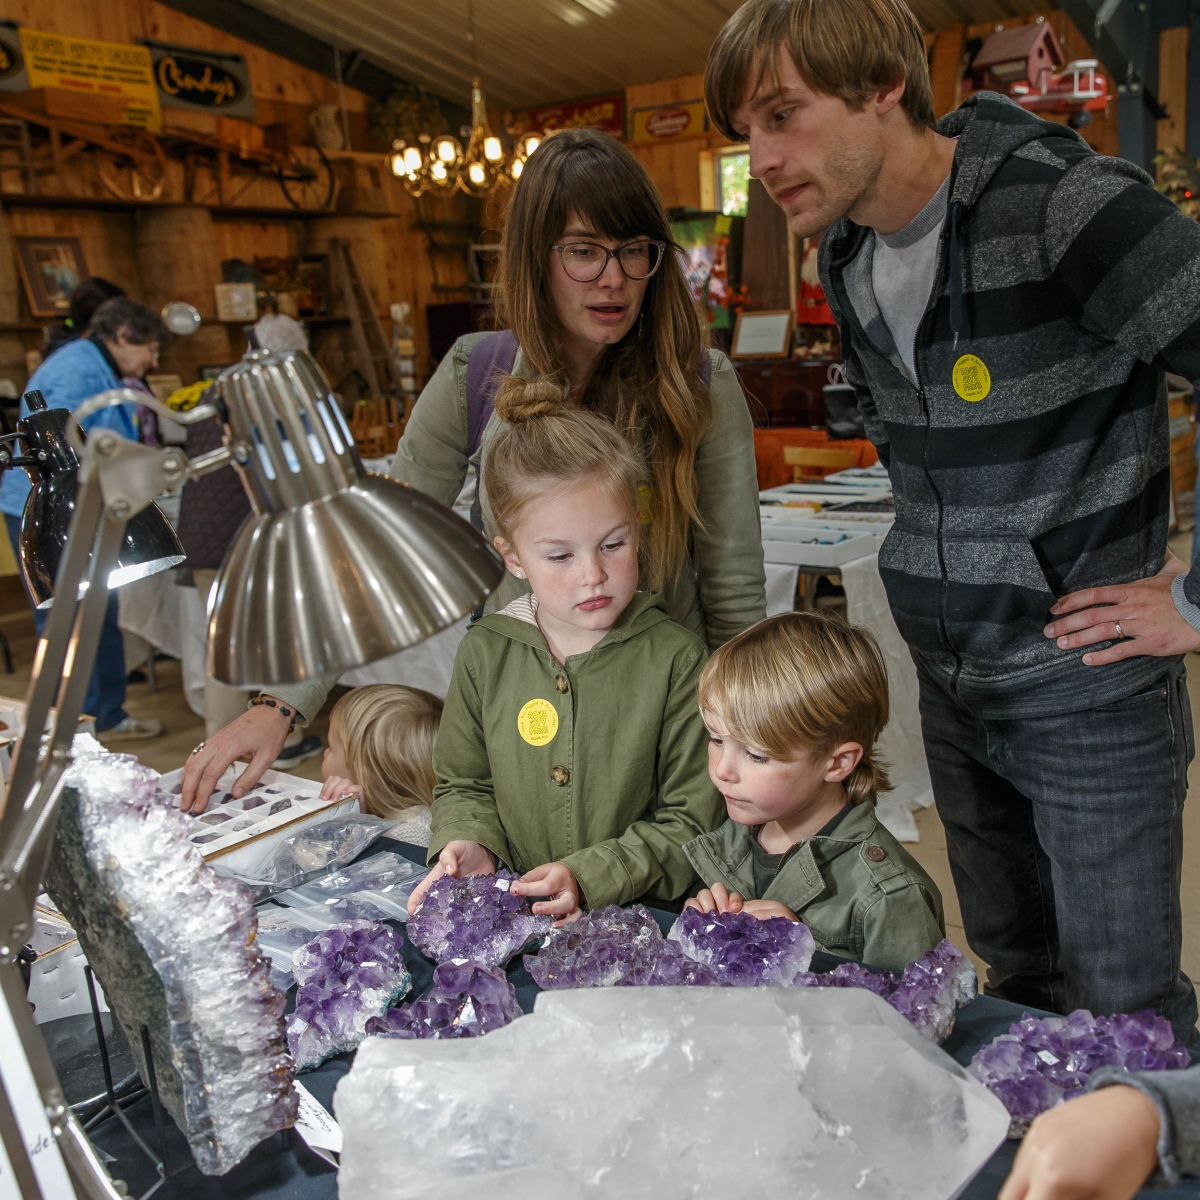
[555, 674, 569, 694]
[551, 765, 570, 786]
[865, 844, 886, 862]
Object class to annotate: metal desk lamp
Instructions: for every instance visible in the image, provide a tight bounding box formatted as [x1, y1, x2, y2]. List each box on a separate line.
[0, 314, 502, 1197]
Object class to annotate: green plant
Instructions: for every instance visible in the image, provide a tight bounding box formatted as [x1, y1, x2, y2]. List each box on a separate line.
[1155, 146, 1200, 220]
[370, 82, 447, 149]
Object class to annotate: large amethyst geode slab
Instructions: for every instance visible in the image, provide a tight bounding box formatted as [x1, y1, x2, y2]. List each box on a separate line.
[969, 1008, 1190, 1135]
[407, 869, 552, 967]
[286, 920, 410, 1070]
[366, 960, 522, 1039]
[668, 908, 816, 986]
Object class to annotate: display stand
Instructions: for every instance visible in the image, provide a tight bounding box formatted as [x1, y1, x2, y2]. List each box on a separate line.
[79, 967, 195, 1199]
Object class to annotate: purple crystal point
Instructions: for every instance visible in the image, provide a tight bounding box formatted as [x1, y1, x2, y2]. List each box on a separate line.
[885, 940, 977, 1042]
[366, 960, 522, 1039]
[667, 909, 815, 986]
[286, 919, 411, 1070]
[407, 870, 553, 967]
[525, 905, 667, 988]
[801, 960, 897, 998]
[969, 1008, 1189, 1135]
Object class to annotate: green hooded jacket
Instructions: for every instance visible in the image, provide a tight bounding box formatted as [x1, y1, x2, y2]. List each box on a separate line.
[684, 802, 945, 974]
[429, 591, 724, 910]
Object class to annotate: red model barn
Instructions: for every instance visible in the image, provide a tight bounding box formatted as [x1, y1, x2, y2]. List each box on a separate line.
[971, 22, 1065, 90]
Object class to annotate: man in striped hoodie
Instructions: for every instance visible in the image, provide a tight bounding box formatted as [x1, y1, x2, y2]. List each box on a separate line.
[707, 0, 1200, 1046]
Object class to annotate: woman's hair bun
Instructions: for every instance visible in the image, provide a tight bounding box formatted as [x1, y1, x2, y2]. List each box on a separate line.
[493, 377, 567, 424]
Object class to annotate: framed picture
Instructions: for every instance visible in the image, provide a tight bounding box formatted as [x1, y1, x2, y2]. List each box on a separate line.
[214, 281, 257, 322]
[730, 310, 794, 359]
[14, 236, 88, 317]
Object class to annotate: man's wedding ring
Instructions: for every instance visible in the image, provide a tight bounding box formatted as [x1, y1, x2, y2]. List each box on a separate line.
[190, 741, 206, 755]
[1114, 621, 1123, 639]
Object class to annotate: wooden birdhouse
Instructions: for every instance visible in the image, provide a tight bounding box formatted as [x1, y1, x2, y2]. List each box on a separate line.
[972, 22, 1065, 92]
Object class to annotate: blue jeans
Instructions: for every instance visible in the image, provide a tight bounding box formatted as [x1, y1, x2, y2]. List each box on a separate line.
[917, 657, 1199, 1048]
[5, 514, 128, 732]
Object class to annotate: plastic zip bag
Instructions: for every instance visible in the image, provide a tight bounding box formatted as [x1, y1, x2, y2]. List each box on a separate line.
[255, 904, 336, 989]
[276, 852, 429, 924]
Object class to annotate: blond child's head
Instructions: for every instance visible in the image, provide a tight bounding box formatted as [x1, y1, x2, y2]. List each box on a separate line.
[698, 612, 891, 819]
[483, 382, 645, 648]
[325, 685, 443, 820]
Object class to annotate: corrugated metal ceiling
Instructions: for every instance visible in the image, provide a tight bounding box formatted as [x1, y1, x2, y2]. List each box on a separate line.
[242, 0, 1051, 111]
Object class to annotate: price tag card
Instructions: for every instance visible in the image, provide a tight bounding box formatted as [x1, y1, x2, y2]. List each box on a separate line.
[293, 1080, 342, 1166]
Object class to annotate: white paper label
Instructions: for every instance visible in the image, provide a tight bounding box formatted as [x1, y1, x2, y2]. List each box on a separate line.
[1036, 1050, 1059, 1065]
[293, 1080, 342, 1159]
[0, 985, 75, 1196]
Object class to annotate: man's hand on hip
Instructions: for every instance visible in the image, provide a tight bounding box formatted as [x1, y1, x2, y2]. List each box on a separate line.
[1044, 552, 1200, 666]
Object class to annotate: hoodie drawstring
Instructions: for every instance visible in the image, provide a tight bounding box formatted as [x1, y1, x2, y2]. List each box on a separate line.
[948, 199, 968, 352]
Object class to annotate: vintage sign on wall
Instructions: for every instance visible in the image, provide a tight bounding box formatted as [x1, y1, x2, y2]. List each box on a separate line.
[0, 21, 30, 92]
[17, 28, 161, 130]
[142, 39, 256, 120]
[630, 100, 707, 145]
[519, 92, 624, 139]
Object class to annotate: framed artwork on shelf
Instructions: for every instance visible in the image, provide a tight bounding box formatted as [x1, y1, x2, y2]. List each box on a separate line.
[214, 281, 257, 322]
[730, 309, 794, 359]
[14, 237, 88, 317]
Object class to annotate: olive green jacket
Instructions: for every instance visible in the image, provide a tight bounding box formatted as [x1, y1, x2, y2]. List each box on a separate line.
[429, 591, 724, 910]
[683, 803, 946, 975]
[270, 335, 766, 724]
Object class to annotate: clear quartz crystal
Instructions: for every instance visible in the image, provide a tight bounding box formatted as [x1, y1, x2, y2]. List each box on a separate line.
[335, 986, 1009, 1199]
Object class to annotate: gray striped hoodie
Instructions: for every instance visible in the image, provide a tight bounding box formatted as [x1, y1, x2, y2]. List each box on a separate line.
[820, 91, 1200, 719]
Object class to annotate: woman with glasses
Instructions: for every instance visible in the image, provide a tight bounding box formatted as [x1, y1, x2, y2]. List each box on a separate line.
[181, 127, 765, 813]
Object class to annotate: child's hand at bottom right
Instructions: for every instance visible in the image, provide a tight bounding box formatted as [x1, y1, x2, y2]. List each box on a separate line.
[406, 840, 496, 915]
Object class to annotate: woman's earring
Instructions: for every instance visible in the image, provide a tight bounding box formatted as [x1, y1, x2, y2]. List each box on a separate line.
[638, 311, 644, 338]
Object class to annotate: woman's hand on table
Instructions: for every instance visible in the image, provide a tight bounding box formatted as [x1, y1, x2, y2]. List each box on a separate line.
[180, 701, 292, 813]
[999, 1085, 1161, 1200]
[684, 882, 745, 915]
[511, 862, 582, 926]
[319, 775, 363, 804]
[406, 840, 496, 915]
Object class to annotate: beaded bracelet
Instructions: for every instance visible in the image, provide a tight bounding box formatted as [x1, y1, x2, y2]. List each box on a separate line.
[248, 695, 297, 732]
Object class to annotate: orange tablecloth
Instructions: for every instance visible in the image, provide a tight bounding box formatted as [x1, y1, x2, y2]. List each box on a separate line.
[753, 428, 879, 492]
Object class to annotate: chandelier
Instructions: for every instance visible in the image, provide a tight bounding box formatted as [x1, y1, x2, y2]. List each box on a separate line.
[388, 0, 542, 197]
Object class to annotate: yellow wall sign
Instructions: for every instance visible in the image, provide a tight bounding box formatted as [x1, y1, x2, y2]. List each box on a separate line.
[19, 28, 161, 131]
[952, 353, 991, 402]
[517, 698, 559, 747]
[630, 99, 707, 145]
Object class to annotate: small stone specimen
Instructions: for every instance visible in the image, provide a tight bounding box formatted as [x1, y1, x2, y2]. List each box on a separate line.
[969, 1009, 1190, 1135]
[408, 870, 552, 967]
[269, 798, 293, 815]
[335, 986, 1011, 1199]
[668, 908, 815, 986]
[286, 921, 411, 1070]
[800, 940, 977, 1042]
[44, 736, 297, 1175]
[367, 960, 522, 1040]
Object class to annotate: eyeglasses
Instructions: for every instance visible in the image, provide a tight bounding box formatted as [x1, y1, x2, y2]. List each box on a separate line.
[551, 238, 667, 283]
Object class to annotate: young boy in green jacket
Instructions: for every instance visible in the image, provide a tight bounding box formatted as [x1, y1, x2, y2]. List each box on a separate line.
[684, 612, 945, 974]
[406, 383, 724, 921]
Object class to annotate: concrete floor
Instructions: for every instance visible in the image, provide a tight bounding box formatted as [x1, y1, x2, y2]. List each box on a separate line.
[1, 549, 1197, 996]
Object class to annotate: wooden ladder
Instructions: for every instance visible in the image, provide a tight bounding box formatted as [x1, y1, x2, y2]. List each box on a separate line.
[329, 238, 404, 402]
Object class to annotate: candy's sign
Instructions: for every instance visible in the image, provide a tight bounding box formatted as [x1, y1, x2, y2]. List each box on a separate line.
[518, 93, 624, 139]
[143, 39, 256, 119]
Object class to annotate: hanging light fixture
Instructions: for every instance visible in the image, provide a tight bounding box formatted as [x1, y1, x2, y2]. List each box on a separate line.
[388, 0, 528, 198]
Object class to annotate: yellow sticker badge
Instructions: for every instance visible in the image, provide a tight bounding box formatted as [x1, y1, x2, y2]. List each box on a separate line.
[952, 354, 991, 402]
[517, 698, 559, 747]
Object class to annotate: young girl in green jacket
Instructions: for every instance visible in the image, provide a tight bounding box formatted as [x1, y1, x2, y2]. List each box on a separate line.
[405, 382, 724, 923]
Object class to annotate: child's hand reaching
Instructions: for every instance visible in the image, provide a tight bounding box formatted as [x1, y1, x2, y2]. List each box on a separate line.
[319, 775, 363, 804]
[741, 899, 799, 922]
[685, 881, 745, 915]
[511, 862, 582, 926]
[406, 840, 496, 915]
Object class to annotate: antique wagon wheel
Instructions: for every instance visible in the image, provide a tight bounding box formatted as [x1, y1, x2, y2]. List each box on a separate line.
[277, 145, 334, 211]
[97, 128, 168, 202]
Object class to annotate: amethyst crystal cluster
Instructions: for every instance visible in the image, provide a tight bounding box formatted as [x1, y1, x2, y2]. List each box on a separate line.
[525, 906, 723, 989]
[407, 869, 553, 967]
[802, 939, 978, 1042]
[969, 1009, 1190, 1134]
[286, 920, 411, 1070]
[668, 908, 816, 986]
[366, 960, 522, 1039]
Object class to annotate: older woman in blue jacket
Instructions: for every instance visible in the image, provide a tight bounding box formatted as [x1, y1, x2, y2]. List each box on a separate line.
[0, 296, 165, 740]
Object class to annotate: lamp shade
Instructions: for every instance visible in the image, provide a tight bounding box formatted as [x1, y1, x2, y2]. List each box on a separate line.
[207, 349, 504, 687]
[17, 394, 185, 608]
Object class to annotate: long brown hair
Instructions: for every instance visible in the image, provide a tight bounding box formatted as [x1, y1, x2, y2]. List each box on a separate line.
[492, 128, 712, 590]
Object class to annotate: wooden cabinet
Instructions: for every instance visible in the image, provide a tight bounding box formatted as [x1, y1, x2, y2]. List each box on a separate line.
[734, 358, 837, 429]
